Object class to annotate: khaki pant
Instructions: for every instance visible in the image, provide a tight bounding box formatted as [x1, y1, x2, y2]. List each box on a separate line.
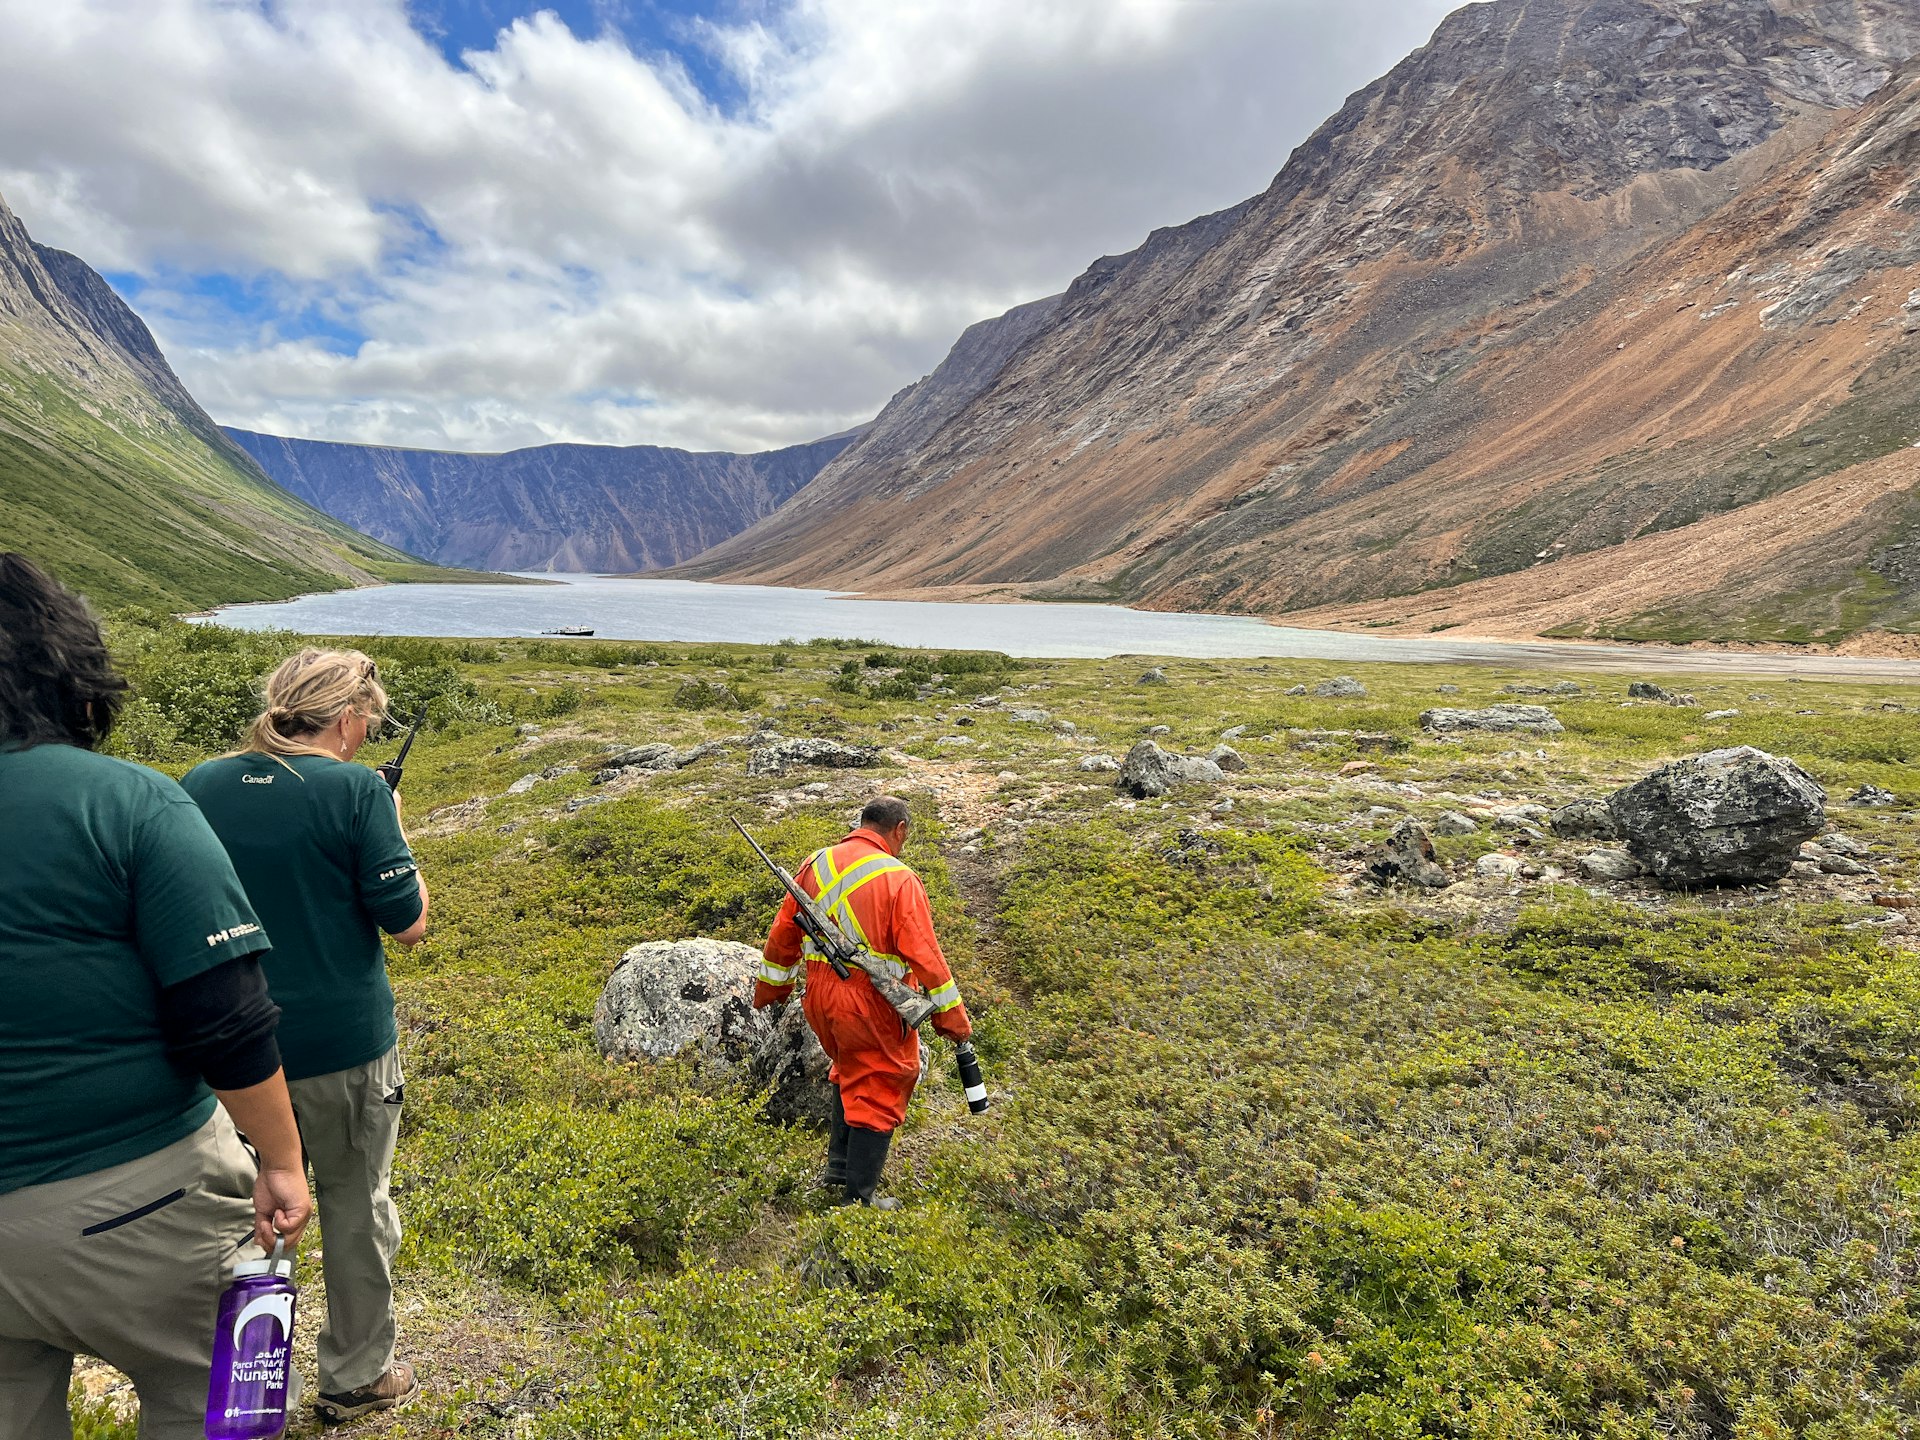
[287, 1046, 403, 1396]
[0, 1110, 258, 1440]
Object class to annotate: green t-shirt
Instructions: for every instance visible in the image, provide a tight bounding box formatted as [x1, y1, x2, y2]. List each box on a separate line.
[0, 742, 270, 1195]
[183, 753, 423, 1082]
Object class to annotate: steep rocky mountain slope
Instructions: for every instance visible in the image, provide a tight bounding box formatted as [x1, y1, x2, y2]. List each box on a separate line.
[0, 191, 429, 610]
[687, 0, 1920, 645]
[227, 428, 856, 574]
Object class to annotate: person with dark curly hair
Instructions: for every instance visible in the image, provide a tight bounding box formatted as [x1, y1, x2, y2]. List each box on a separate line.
[0, 553, 312, 1440]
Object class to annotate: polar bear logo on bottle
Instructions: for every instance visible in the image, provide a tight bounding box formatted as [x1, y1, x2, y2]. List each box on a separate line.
[233, 1291, 294, 1348]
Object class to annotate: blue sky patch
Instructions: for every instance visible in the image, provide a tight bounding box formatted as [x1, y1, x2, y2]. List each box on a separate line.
[409, 0, 754, 112]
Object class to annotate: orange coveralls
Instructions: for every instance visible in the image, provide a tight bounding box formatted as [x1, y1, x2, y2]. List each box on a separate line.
[755, 828, 971, 1131]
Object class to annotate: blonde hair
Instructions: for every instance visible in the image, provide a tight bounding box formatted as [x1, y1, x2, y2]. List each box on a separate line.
[241, 647, 390, 760]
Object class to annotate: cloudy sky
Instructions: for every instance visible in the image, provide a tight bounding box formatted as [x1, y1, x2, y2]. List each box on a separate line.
[0, 0, 1455, 454]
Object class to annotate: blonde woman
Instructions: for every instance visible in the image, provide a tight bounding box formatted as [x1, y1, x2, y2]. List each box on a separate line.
[182, 648, 429, 1424]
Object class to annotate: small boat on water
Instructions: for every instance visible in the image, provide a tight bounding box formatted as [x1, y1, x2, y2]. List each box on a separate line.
[541, 625, 596, 637]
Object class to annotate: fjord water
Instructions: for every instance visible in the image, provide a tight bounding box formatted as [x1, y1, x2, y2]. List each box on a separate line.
[202, 574, 1920, 676]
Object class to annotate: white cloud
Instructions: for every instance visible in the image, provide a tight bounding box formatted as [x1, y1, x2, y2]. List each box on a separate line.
[0, 0, 1456, 451]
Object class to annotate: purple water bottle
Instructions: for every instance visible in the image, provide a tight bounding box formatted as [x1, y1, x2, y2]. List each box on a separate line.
[205, 1237, 297, 1440]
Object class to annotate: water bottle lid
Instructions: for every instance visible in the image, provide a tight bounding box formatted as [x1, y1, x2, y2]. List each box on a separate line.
[233, 1236, 293, 1279]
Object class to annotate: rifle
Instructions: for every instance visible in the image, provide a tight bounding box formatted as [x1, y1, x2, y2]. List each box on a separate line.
[375, 706, 429, 792]
[732, 818, 937, 1028]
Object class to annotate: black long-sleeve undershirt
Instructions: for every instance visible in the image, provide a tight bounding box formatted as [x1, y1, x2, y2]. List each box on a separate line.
[158, 954, 283, 1091]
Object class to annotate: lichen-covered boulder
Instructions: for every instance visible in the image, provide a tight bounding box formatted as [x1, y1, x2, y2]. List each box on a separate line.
[1368, 820, 1450, 889]
[1313, 676, 1367, 698]
[1608, 746, 1827, 888]
[1209, 744, 1248, 773]
[1116, 740, 1224, 799]
[1420, 705, 1564, 735]
[747, 738, 879, 777]
[593, 938, 834, 1123]
[1549, 798, 1618, 840]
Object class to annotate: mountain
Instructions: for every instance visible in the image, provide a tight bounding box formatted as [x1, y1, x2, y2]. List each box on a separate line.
[227, 428, 859, 574]
[685, 0, 1920, 645]
[0, 191, 436, 611]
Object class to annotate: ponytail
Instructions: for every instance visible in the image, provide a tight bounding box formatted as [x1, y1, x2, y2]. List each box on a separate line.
[240, 648, 389, 760]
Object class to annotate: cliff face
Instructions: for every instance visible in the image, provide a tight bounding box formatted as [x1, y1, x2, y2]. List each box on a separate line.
[0, 191, 424, 610]
[227, 429, 857, 574]
[687, 0, 1920, 642]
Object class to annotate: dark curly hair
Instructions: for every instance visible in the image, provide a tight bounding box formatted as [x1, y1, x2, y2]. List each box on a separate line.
[0, 554, 127, 750]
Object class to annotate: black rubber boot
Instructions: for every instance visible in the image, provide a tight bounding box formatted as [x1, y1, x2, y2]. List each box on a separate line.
[841, 1125, 898, 1209]
[819, 1088, 850, 1189]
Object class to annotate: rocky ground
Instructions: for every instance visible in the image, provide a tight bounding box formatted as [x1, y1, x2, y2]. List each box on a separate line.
[75, 628, 1920, 1438]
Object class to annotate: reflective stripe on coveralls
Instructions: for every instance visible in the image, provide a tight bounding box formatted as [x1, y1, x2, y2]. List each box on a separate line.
[754, 850, 908, 986]
[801, 850, 910, 977]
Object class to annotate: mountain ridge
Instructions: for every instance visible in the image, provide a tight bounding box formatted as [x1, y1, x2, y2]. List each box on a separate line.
[682, 0, 1920, 645]
[0, 190, 439, 610]
[228, 427, 858, 574]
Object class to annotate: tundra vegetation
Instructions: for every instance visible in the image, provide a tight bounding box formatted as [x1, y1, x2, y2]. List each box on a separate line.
[71, 611, 1920, 1439]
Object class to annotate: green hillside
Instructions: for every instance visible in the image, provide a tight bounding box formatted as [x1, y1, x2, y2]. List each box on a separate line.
[0, 362, 445, 610]
[0, 190, 485, 611]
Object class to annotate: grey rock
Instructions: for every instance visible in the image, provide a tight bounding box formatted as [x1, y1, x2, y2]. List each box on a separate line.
[1420, 705, 1564, 735]
[505, 774, 540, 795]
[564, 796, 605, 813]
[1368, 819, 1450, 889]
[1577, 849, 1642, 881]
[953, 715, 975, 727]
[1436, 685, 1461, 694]
[1551, 681, 1583, 696]
[1494, 804, 1552, 829]
[1313, 676, 1367, 698]
[1705, 709, 1741, 721]
[1431, 810, 1478, 836]
[1056, 720, 1078, 737]
[1816, 854, 1872, 876]
[603, 743, 675, 772]
[1476, 853, 1523, 881]
[936, 736, 974, 747]
[517, 724, 543, 738]
[1079, 754, 1122, 773]
[1849, 784, 1898, 807]
[752, 1001, 838, 1126]
[1817, 832, 1869, 857]
[1284, 685, 1308, 696]
[1009, 708, 1052, 725]
[1116, 740, 1225, 799]
[1628, 681, 1675, 701]
[1220, 725, 1247, 740]
[747, 738, 880, 777]
[972, 696, 1002, 709]
[593, 938, 834, 1126]
[1608, 746, 1827, 887]
[1209, 744, 1249, 773]
[1549, 798, 1619, 840]
[1147, 724, 1172, 736]
[1138, 667, 1170, 686]
[1789, 860, 1824, 881]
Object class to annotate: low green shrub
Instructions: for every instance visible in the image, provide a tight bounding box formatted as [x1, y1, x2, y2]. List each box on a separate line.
[403, 1093, 806, 1293]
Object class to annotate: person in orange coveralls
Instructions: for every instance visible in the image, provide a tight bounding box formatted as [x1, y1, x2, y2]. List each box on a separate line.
[754, 795, 971, 1208]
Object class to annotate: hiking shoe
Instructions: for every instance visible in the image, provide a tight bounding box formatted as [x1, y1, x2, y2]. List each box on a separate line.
[316, 1362, 420, 1423]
